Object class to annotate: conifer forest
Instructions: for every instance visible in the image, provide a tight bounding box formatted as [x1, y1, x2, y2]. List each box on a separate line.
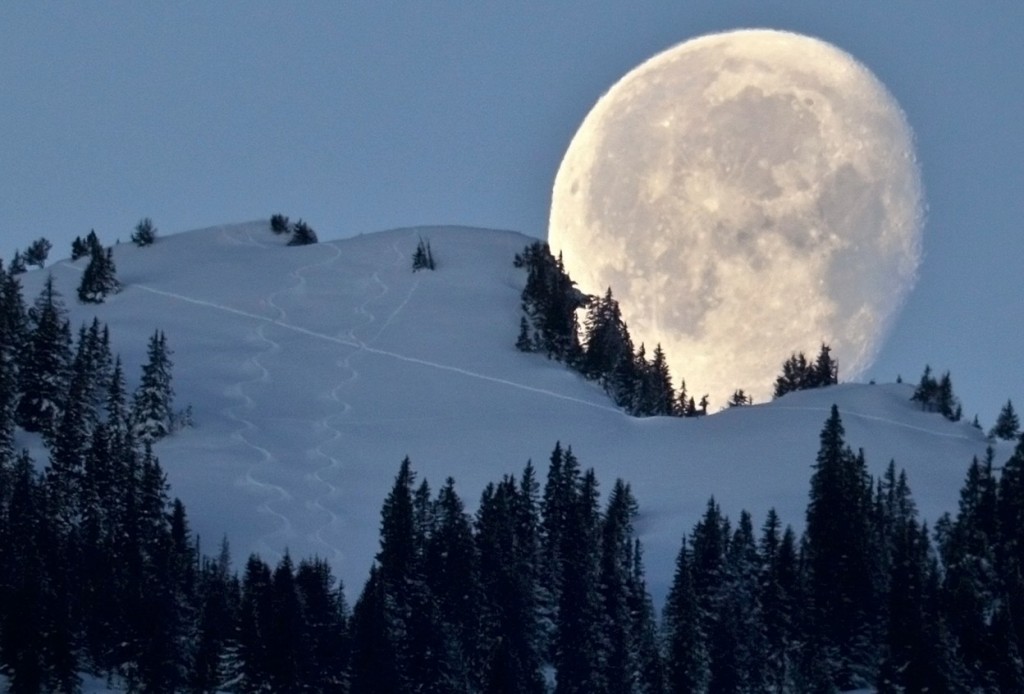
[2, 248, 1024, 693]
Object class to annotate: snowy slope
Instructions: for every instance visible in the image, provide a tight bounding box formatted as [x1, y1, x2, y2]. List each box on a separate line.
[17, 222, 1010, 605]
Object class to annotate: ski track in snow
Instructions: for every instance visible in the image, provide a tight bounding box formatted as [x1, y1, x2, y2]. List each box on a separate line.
[222, 322, 295, 557]
[772, 405, 977, 441]
[261, 238, 353, 562]
[285, 240, 353, 564]
[300, 232, 414, 562]
[130, 283, 620, 413]
[360, 236, 420, 347]
[224, 225, 300, 556]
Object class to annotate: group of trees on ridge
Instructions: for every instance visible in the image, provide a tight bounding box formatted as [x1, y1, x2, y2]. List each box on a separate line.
[270, 214, 318, 246]
[514, 241, 838, 417]
[4, 238, 52, 275]
[18, 213, 329, 307]
[510, 241, 1021, 436]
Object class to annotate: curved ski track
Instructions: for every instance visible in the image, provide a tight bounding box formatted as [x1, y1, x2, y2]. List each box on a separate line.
[771, 405, 978, 442]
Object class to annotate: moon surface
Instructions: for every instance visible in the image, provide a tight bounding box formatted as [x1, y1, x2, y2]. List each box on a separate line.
[549, 29, 922, 407]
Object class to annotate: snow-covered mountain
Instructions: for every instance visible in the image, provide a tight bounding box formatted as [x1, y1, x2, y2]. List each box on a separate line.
[17, 221, 1009, 604]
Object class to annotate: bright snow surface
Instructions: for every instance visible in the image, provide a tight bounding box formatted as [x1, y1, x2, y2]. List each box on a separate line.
[17, 222, 1010, 609]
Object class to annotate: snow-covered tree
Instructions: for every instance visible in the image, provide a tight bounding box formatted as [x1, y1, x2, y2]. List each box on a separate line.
[0, 262, 27, 460]
[77, 245, 120, 304]
[16, 276, 72, 440]
[132, 330, 175, 443]
[663, 536, 710, 692]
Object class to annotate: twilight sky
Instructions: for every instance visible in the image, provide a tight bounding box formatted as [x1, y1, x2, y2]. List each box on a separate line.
[2, 2, 1022, 426]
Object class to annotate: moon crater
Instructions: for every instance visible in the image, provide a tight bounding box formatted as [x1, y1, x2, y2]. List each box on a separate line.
[549, 29, 922, 406]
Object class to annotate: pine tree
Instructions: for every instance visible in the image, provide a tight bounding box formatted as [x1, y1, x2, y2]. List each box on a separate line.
[85, 229, 103, 257]
[105, 356, 131, 434]
[77, 244, 120, 303]
[663, 537, 710, 692]
[936, 371, 961, 421]
[349, 566, 404, 693]
[804, 405, 877, 690]
[70, 235, 89, 261]
[288, 219, 318, 246]
[370, 457, 466, 691]
[997, 435, 1024, 671]
[878, 517, 962, 692]
[991, 399, 1020, 440]
[727, 389, 752, 407]
[16, 275, 72, 440]
[265, 552, 308, 690]
[46, 330, 99, 532]
[516, 242, 585, 363]
[516, 315, 534, 352]
[581, 288, 633, 384]
[132, 217, 157, 246]
[911, 364, 937, 409]
[773, 351, 811, 399]
[192, 539, 241, 693]
[237, 554, 275, 692]
[0, 262, 27, 462]
[639, 344, 675, 416]
[8, 250, 27, 275]
[0, 452, 49, 693]
[412, 236, 436, 271]
[773, 344, 837, 398]
[24, 237, 52, 269]
[910, 365, 961, 420]
[132, 330, 175, 443]
[540, 441, 579, 641]
[270, 214, 290, 234]
[711, 511, 767, 692]
[553, 468, 604, 694]
[597, 479, 640, 692]
[812, 343, 839, 387]
[758, 511, 800, 692]
[627, 541, 665, 694]
[476, 476, 546, 693]
[424, 477, 481, 684]
[295, 557, 350, 692]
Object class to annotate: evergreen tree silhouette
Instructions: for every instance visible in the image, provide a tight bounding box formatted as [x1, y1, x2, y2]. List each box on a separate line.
[24, 237, 51, 269]
[663, 536, 710, 692]
[804, 405, 876, 689]
[991, 399, 1021, 440]
[16, 276, 72, 440]
[131, 217, 157, 247]
[288, 219, 318, 246]
[132, 330, 174, 443]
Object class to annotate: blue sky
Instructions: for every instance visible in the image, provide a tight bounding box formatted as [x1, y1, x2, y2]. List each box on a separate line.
[2, 2, 1021, 426]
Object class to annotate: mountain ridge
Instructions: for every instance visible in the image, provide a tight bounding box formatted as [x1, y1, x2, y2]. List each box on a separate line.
[15, 220, 1007, 603]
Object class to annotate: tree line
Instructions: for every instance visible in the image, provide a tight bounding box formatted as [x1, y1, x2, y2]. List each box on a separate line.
[5, 362, 1024, 692]
[514, 242, 838, 416]
[4, 241, 1024, 691]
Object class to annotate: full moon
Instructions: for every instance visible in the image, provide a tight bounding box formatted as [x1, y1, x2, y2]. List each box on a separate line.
[549, 29, 922, 408]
